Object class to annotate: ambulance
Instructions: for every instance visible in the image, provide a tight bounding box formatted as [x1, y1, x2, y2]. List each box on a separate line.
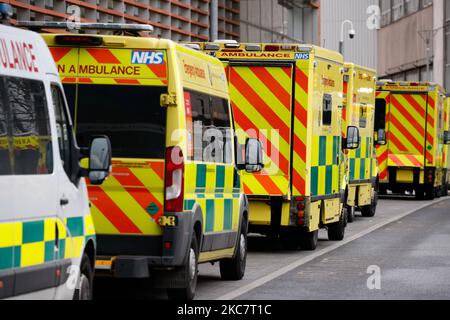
[443, 95, 450, 194]
[26, 22, 263, 300]
[375, 81, 449, 199]
[194, 41, 360, 250]
[342, 63, 380, 221]
[0, 6, 111, 300]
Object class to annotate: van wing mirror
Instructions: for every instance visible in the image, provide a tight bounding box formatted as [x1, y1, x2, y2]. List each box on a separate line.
[375, 129, 387, 146]
[245, 138, 264, 173]
[444, 131, 450, 145]
[87, 136, 112, 185]
[344, 126, 360, 150]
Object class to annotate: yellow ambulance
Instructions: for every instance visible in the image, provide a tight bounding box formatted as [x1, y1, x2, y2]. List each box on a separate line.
[24, 22, 263, 300]
[193, 41, 360, 250]
[375, 81, 449, 199]
[443, 95, 450, 194]
[342, 63, 381, 220]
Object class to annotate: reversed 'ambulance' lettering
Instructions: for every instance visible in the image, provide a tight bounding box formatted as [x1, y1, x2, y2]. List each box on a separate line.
[0, 38, 39, 73]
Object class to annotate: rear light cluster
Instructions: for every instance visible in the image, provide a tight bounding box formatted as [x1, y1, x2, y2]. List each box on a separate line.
[164, 146, 184, 212]
[426, 168, 435, 184]
[295, 197, 306, 226]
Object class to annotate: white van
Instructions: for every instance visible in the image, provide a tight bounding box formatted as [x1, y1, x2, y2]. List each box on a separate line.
[0, 8, 111, 300]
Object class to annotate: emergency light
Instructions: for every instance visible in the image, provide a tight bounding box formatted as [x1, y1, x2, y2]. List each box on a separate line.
[17, 21, 153, 35]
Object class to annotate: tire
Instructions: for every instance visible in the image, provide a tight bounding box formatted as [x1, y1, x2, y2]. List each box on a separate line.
[299, 229, 319, 251]
[425, 186, 435, 200]
[347, 205, 356, 223]
[415, 187, 425, 200]
[361, 190, 377, 218]
[327, 209, 346, 241]
[73, 253, 94, 300]
[220, 217, 248, 281]
[167, 234, 199, 301]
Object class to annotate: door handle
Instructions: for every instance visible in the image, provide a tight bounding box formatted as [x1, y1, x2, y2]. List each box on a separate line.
[60, 198, 69, 206]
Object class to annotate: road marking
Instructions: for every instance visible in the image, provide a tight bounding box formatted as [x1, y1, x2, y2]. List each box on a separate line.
[217, 198, 449, 300]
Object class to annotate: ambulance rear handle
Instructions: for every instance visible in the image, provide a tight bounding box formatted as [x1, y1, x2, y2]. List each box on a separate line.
[60, 198, 69, 206]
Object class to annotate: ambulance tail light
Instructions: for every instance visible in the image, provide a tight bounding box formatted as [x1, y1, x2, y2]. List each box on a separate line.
[165, 146, 185, 213]
[294, 197, 306, 226]
[55, 35, 103, 46]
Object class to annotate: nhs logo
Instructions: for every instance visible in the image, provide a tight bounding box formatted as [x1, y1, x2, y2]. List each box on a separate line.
[131, 51, 165, 64]
[295, 52, 310, 60]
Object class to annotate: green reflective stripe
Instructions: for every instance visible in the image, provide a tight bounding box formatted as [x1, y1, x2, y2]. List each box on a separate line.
[67, 217, 84, 237]
[360, 160, 366, 180]
[205, 200, 215, 232]
[216, 165, 225, 190]
[311, 166, 319, 196]
[196, 164, 206, 189]
[0, 247, 13, 270]
[224, 199, 233, 230]
[326, 165, 333, 195]
[184, 200, 195, 211]
[44, 241, 55, 262]
[22, 221, 44, 244]
[350, 159, 355, 181]
[319, 136, 327, 166]
[13, 246, 21, 268]
[58, 239, 66, 260]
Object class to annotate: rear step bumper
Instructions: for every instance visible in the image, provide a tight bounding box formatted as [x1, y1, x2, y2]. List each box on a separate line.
[95, 212, 193, 278]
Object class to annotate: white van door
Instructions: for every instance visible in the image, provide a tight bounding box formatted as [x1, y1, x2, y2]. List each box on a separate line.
[1, 75, 59, 299]
[50, 80, 90, 300]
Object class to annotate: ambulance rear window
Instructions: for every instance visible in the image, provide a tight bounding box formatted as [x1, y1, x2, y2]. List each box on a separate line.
[65, 84, 167, 159]
[375, 99, 386, 131]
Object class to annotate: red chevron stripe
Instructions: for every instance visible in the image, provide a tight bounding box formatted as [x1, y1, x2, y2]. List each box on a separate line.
[147, 63, 167, 78]
[389, 154, 404, 167]
[388, 131, 408, 152]
[377, 149, 388, 165]
[88, 186, 142, 234]
[86, 48, 121, 64]
[294, 67, 309, 94]
[230, 68, 290, 144]
[389, 115, 424, 154]
[401, 94, 426, 118]
[254, 174, 284, 195]
[406, 155, 422, 167]
[294, 100, 308, 128]
[232, 102, 289, 173]
[249, 66, 292, 112]
[292, 167, 306, 195]
[390, 95, 425, 136]
[49, 47, 72, 62]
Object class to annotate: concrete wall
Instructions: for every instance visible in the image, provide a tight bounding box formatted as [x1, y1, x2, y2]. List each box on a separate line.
[377, 6, 433, 77]
[321, 0, 378, 69]
[433, 0, 445, 86]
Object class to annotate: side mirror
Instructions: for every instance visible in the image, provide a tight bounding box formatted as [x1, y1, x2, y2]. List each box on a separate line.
[444, 131, 450, 145]
[245, 138, 263, 173]
[88, 136, 112, 185]
[375, 129, 387, 146]
[344, 126, 360, 150]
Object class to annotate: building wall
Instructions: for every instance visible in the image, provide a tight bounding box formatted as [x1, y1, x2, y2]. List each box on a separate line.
[239, 0, 319, 44]
[2, 0, 240, 41]
[321, 0, 378, 69]
[378, 5, 433, 78]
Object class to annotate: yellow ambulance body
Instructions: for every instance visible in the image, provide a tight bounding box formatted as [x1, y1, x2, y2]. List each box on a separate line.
[342, 63, 379, 220]
[39, 26, 262, 300]
[194, 42, 360, 250]
[375, 81, 448, 199]
[443, 96, 450, 193]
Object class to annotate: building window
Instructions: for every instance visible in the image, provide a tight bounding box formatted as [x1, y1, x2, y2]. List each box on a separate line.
[380, 0, 433, 27]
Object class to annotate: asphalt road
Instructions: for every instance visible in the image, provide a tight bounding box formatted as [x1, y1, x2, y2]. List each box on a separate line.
[237, 198, 450, 300]
[94, 196, 450, 300]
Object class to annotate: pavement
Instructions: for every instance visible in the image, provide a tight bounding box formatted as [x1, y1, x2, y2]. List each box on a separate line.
[93, 196, 450, 300]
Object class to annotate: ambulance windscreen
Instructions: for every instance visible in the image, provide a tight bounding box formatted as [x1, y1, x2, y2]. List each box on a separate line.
[64, 84, 167, 159]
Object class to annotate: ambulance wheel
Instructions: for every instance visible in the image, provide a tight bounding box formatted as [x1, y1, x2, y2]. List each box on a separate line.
[327, 210, 346, 241]
[167, 234, 199, 301]
[299, 229, 319, 251]
[425, 186, 435, 200]
[347, 205, 356, 223]
[220, 217, 248, 281]
[73, 253, 93, 300]
[361, 191, 377, 218]
[435, 187, 442, 199]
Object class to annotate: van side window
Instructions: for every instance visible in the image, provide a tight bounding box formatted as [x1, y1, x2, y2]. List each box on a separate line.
[375, 98, 386, 131]
[188, 90, 232, 164]
[322, 94, 332, 126]
[51, 85, 72, 178]
[359, 105, 367, 128]
[3, 77, 53, 175]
